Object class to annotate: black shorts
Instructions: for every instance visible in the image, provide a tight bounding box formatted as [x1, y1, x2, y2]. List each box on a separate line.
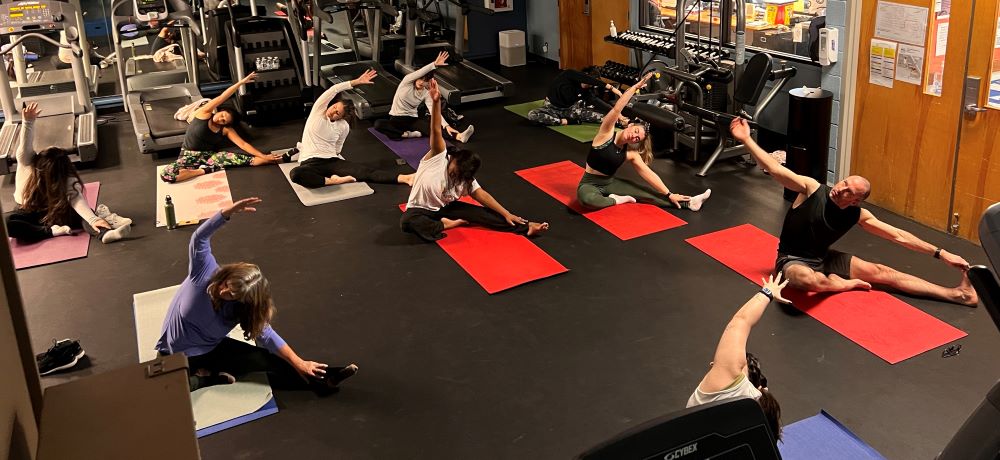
[775, 250, 854, 279]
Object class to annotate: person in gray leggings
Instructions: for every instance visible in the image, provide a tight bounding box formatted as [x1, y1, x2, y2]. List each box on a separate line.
[576, 73, 712, 211]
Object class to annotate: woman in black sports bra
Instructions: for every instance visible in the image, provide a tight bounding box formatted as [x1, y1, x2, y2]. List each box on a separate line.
[577, 73, 712, 212]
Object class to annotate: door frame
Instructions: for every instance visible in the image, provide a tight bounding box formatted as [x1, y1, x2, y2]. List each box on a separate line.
[837, 0, 862, 181]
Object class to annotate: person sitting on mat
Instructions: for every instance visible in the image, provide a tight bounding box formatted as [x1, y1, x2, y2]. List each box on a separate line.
[374, 51, 475, 143]
[160, 72, 283, 183]
[156, 197, 358, 393]
[401, 80, 548, 241]
[5, 102, 132, 244]
[527, 66, 627, 127]
[288, 68, 415, 188]
[577, 73, 712, 212]
[689, 274, 789, 445]
[730, 118, 978, 306]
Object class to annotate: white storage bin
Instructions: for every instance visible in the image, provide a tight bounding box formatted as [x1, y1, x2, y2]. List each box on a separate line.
[499, 30, 526, 67]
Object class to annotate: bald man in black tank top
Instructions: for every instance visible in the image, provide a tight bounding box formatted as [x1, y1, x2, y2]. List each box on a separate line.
[730, 119, 977, 307]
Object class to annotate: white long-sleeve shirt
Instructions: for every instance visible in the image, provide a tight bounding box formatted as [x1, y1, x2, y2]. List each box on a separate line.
[297, 81, 353, 163]
[13, 120, 100, 225]
[390, 62, 450, 127]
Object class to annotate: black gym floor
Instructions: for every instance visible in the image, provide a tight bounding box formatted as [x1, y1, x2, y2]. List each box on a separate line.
[6, 60, 999, 459]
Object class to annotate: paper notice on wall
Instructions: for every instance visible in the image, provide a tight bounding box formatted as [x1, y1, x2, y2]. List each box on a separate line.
[875, 1, 929, 45]
[870, 39, 898, 88]
[935, 22, 949, 56]
[895, 44, 925, 85]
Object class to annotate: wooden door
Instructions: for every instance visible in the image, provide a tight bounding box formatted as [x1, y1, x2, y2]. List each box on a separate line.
[850, 0, 974, 231]
[951, 0, 1000, 240]
[558, 0, 592, 70]
[590, 0, 631, 67]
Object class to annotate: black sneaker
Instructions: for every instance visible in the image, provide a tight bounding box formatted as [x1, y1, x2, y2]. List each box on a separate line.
[444, 107, 464, 124]
[308, 363, 358, 397]
[281, 147, 299, 163]
[36, 339, 85, 376]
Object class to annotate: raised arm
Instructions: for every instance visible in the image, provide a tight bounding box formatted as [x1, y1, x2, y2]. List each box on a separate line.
[195, 72, 258, 118]
[699, 275, 789, 393]
[400, 51, 447, 86]
[311, 69, 377, 118]
[858, 209, 970, 270]
[16, 103, 40, 167]
[730, 118, 816, 194]
[597, 73, 652, 138]
[424, 79, 447, 161]
[189, 198, 260, 279]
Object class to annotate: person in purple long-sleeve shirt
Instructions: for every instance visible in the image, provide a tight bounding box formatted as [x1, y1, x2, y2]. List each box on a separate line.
[156, 197, 358, 392]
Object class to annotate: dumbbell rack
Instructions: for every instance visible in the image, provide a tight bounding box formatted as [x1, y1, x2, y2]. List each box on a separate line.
[226, 16, 306, 124]
[599, 60, 641, 86]
[605, 30, 731, 64]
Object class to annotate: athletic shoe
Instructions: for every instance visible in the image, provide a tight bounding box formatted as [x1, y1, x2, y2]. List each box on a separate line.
[101, 223, 131, 244]
[444, 106, 464, 123]
[282, 147, 299, 163]
[456, 125, 475, 143]
[308, 363, 358, 397]
[36, 339, 85, 376]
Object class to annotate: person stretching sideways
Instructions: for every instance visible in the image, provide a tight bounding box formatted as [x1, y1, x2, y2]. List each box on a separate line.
[400, 80, 549, 241]
[577, 73, 712, 211]
[527, 66, 626, 127]
[688, 274, 790, 446]
[289, 68, 414, 188]
[160, 72, 283, 183]
[373, 51, 475, 142]
[730, 118, 978, 306]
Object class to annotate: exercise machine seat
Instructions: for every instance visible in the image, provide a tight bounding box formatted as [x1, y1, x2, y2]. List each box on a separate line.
[734, 53, 773, 107]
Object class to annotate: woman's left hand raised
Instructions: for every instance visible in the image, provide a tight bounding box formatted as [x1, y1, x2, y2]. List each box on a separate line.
[222, 197, 262, 218]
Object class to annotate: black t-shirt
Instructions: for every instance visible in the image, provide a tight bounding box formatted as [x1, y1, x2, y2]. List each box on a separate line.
[548, 70, 605, 108]
[181, 117, 225, 151]
[777, 184, 861, 259]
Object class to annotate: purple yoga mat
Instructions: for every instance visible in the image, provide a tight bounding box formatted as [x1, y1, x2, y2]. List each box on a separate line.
[368, 127, 451, 169]
[9, 182, 100, 269]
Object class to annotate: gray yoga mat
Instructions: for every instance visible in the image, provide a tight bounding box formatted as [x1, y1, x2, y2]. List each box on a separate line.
[278, 162, 375, 206]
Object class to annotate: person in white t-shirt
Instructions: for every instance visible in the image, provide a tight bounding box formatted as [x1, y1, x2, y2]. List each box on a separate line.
[686, 273, 789, 444]
[400, 79, 548, 242]
[289, 69, 414, 188]
[374, 51, 475, 142]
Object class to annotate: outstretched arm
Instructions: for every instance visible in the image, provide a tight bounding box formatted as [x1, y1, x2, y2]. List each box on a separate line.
[195, 72, 258, 118]
[730, 118, 816, 195]
[858, 209, 970, 270]
[423, 79, 447, 161]
[596, 73, 652, 140]
[223, 127, 272, 159]
[15, 103, 39, 168]
[699, 275, 789, 393]
[400, 51, 448, 86]
[189, 198, 260, 279]
[471, 187, 527, 227]
[626, 151, 690, 208]
[311, 69, 377, 118]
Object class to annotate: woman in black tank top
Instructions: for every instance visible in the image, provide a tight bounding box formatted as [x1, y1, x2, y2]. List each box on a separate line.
[160, 72, 284, 183]
[576, 74, 713, 212]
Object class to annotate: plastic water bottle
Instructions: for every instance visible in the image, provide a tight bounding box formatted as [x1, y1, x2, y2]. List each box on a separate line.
[610, 20, 618, 38]
[164, 195, 177, 230]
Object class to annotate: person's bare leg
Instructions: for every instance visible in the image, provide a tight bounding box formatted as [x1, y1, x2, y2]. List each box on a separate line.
[441, 218, 467, 229]
[784, 264, 871, 293]
[174, 168, 205, 183]
[527, 221, 549, 236]
[850, 256, 978, 306]
[325, 175, 357, 185]
[398, 173, 415, 186]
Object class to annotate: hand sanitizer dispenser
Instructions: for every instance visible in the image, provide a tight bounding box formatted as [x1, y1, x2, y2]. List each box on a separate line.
[819, 27, 838, 66]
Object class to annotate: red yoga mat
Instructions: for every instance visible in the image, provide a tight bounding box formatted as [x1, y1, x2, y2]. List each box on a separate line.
[399, 198, 568, 294]
[515, 161, 686, 240]
[9, 182, 100, 269]
[686, 223, 967, 364]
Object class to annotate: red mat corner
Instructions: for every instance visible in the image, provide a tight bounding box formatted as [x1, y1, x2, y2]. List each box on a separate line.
[686, 224, 967, 364]
[399, 199, 568, 294]
[515, 161, 686, 240]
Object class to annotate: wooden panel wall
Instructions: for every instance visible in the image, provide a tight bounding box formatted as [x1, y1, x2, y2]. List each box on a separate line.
[558, 0, 593, 70]
[590, 0, 631, 67]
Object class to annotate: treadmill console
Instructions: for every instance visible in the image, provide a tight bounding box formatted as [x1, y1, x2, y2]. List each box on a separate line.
[133, 0, 167, 22]
[0, 1, 66, 34]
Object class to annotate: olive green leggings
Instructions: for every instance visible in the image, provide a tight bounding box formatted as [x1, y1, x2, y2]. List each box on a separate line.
[577, 172, 688, 210]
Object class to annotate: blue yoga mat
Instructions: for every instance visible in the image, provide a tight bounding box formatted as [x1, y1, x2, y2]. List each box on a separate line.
[778, 411, 886, 459]
[197, 397, 279, 438]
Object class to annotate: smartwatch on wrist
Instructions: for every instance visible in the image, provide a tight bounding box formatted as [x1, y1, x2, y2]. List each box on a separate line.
[760, 287, 774, 301]
[934, 248, 942, 259]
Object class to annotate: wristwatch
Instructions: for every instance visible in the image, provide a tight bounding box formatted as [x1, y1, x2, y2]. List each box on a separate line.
[760, 287, 774, 301]
[934, 248, 942, 259]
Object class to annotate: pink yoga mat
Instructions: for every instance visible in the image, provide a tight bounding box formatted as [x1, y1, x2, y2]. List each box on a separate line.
[686, 223, 967, 364]
[515, 161, 687, 240]
[9, 182, 100, 269]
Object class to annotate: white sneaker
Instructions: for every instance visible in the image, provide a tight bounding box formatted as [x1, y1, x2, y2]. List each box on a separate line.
[101, 224, 131, 244]
[456, 125, 475, 143]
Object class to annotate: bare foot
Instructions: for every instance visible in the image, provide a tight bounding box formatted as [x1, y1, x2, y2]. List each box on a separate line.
[325, 175, 357, 185]
[398, 173, 415, 186]
[954, 273, 979, 307]
[441, 218, 467, 230]
[830, 274, 872, 291]
[527, 222, 550, 236]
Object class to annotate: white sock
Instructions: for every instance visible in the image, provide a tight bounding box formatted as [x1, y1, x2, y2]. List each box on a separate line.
[456, 125, 475, 143]
[403, 130, 422, 138]
[101, 224, 131, 244]
[688, 189, 712, 212]
[609, 194, 636, 205]
[50, 225, 72, 237]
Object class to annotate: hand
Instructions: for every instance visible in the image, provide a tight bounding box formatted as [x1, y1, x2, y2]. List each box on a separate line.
[262, 152, 283, 162]
[239, 71, 258, 85]
[434, 50, 450, 67]
[610, 86, 623, 97]
[445, 126, 459, 137]
[668, 193, 690, 209]
[428, 78, 441, 102]
[729, 118, 751, 142]
[92, 219, 112, 231]
[221, 197, 262, 218]
[939, 250, 971, 271]
[632, 72, 653, 91]
[505, 213, 527, 226]
[352, 68, 377, 86]
[22, 102, 41, 122]
[761, 272, 792, 304]
[295, 360, 328, 379]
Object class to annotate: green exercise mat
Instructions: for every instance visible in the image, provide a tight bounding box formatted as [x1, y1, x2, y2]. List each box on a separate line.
[505, 100, 603, 143]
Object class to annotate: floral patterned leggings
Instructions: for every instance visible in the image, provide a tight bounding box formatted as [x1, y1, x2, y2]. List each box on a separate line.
[160, 149, 254, 182]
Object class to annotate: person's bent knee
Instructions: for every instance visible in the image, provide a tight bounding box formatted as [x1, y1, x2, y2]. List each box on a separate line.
[782, 265, 823, 290]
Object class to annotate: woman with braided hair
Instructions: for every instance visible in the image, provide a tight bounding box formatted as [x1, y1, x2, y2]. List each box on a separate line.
[686, 273, 789, 444]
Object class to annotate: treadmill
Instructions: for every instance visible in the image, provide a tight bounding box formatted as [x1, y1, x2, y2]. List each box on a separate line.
[394, 0, 513, 106]
[113, 0, 204, 154]
[314, 0, 401, 120]
[0, 0, 97, 171]
[5, 0, 99, 98]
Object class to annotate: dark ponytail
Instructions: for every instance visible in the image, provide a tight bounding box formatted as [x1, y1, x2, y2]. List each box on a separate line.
[747, 352, 782, 442]
[446, 147, 480, 196]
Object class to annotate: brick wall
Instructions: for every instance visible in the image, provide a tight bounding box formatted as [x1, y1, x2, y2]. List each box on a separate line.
[822, 0, 849, 184]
